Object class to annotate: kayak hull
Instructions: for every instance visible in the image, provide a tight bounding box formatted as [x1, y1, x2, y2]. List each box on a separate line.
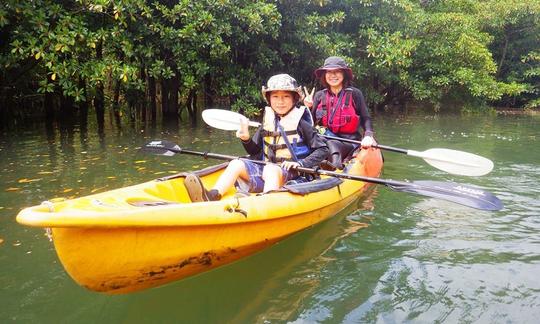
[53, 194, 359, 294]
[17, 148, 383, 294]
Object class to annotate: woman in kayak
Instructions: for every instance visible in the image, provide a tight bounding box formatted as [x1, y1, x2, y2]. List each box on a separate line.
[185, 73, 329, 202]
[304, 56, 376, 169]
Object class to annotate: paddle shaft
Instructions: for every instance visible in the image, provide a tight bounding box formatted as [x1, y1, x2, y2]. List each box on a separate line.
[178, 148, 414, 188]
[144, 140, 503, 210]
[320, 134, 407, 154]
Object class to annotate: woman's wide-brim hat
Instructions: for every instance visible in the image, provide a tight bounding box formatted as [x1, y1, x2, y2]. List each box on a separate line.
[314, 56, 354, 80]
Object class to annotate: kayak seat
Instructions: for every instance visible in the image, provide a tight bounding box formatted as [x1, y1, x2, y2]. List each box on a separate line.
[141, 163, 230, 203]
[156, 162, 229, 181]
[282, 157, 362, 195]
[283, 177, 343, 195]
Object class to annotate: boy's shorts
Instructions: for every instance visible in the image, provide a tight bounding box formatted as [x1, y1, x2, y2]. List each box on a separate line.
[236, 159, 298, 193]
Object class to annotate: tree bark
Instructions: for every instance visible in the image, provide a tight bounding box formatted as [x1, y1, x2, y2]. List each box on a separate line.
[112, 79, 121, 128]
[160, 78, 168, 115]
[94, 39, 105, 131]
[497, 32, 509, 77]
[187, 89, 198, 125]
[78, 77, 88, 131]
[148, 76, 157, 121]
[204, 74, 214, 108]
[169, 76, 179, 117]
[44, 91, 55, 126]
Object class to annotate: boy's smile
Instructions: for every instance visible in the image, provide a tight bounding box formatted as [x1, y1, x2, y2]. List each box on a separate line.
[269, 90, 295, 116]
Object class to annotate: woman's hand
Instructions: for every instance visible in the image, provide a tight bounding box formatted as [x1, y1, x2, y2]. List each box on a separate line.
[281, 161, 300, 171]
[360, 135, 376, 148]
[303, 86, 315, 108]
[236, 117, 250, 141]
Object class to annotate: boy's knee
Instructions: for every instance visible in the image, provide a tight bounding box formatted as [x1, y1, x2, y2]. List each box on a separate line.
[228, 159, 245, 170]
[262, 164, 280, 177]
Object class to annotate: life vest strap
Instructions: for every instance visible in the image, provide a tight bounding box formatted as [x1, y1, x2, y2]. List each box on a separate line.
[264, 140, 288, 150]
[262, 152, 286, 163]
[262, 129, 296, 137]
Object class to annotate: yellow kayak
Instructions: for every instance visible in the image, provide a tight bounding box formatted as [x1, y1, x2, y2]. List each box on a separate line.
[16, 148, 383, 294]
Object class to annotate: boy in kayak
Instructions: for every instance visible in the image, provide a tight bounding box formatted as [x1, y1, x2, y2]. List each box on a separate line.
[304, 56, 376, 169]
[185, 74, 329, 202]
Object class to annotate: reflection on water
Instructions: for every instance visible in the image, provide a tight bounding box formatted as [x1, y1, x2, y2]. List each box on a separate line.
[248, 192, 378, 323]
[1, 114, 540, 323]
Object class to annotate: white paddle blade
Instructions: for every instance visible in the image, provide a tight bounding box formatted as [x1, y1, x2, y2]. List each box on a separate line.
[202, 109, 260, 131]
[408, 148, 494, 176]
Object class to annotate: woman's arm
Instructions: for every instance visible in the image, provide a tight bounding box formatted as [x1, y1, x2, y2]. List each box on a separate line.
[351, 88, 374, 136]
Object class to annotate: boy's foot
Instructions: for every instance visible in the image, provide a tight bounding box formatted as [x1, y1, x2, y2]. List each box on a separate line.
[185, 174, 209, 202]
[184, 174, 221, 202]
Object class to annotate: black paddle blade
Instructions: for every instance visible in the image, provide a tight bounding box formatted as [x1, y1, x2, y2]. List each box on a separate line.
[141, 140, 181, 156]
[387, 180, 504, 211]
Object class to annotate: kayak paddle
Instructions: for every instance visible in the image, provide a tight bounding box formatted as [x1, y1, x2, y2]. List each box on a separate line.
[142, 140, 503, 211]
[201, 109, 494, 177]
[320, 134, 494, 177]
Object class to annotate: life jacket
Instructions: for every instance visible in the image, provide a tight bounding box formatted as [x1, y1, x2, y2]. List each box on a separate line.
[262, 106, 312, 163]
[314, 88, 359, 135]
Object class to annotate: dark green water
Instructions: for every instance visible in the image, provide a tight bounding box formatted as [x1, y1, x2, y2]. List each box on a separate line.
[1, 114, 539, 323]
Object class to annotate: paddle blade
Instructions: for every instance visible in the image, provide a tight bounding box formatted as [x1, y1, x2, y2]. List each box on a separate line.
[202, 109, 261, 131]
[388, 180, 503, 211]
[409, 148, 494, 176]
[140, 140, 181, 156]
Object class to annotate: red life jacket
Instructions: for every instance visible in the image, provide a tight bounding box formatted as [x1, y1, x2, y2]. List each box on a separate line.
[315, 88, 359, 134]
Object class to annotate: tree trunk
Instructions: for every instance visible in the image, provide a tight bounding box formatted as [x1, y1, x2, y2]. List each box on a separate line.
[187, 89, 198, 125]
[497, 32, 509, 77]
[204, 74, 214, 108]
[112, 79, 121, 128]
[94, 39, 105, 131]
[161, 78, 173, 116]
[60, 93, 75, 122]
[370, 76, 380, 115]
[137, 67, 147, 121]
[160, 78, 168, 115]
[148, 76, 156, 121]
[0, 86, 9, 129]
[170, 76, 179, 117]
[44, 91, 55, 126]
[78, 77, 88, 131]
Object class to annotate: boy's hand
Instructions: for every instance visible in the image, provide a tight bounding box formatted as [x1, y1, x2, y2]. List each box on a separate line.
[303, 87, 315, 108]
[281, 161, 300, 171]
[236, 117, 250, 141]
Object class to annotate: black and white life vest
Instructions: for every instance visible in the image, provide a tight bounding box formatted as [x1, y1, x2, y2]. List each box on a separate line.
[262, 106, 312, 162]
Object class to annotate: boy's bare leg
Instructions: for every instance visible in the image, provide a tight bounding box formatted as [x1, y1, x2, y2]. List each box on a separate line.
[212, 159, 250, 195]
[262, 164, 284, 192]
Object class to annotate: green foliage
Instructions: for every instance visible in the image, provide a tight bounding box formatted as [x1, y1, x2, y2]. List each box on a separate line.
[1, 0, 539, 121]
[231, 97, 260, 119]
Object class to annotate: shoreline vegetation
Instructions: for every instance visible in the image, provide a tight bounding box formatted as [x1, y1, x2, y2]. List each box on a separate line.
[1, 1, 539, 130]
[495, 107, 540, 115]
